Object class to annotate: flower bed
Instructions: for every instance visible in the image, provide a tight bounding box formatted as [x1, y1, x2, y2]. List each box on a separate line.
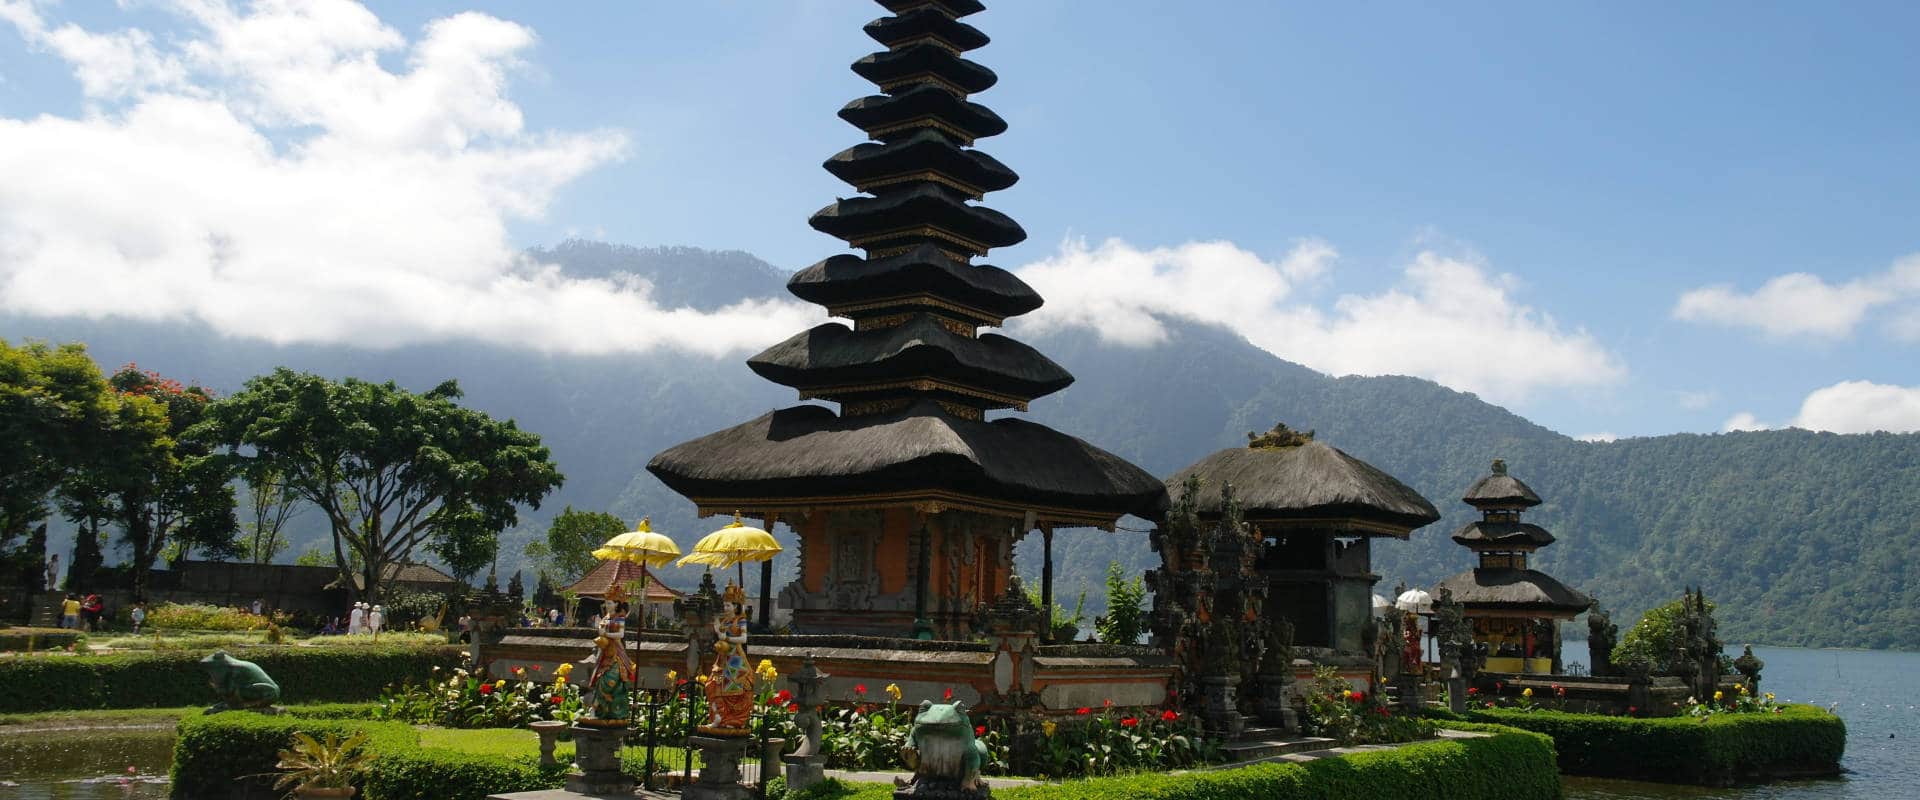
[1457, 704, 1844, 785]
[0, 644, 462, 712]
[775, 722, 1559, 800]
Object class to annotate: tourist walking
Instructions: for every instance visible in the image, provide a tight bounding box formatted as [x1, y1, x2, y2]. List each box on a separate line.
[45, 554, 59, 591]
[130, 602, 147, 634]
[250, 598, 264, 616]
[368, 604, 385, 636]
[60, 594, 80, 629]
[348, 602, 366, 634]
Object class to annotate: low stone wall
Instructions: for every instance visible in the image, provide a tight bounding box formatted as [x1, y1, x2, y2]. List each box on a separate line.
[1471, 672, 1740, 717]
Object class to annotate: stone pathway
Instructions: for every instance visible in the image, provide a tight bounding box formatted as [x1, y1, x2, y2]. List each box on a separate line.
[1211, 727, 1490, 769]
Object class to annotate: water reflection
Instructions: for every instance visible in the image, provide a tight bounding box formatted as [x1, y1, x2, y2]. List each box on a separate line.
[0, 727, 174, 800]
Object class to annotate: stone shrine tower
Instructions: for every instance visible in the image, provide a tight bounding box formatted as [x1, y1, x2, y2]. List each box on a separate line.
[648, 0, 1163, 638]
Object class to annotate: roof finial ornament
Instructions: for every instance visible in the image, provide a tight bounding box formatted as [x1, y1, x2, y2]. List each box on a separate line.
[1491, 458, 1507, 476]
[1247, 422, 1315, 449]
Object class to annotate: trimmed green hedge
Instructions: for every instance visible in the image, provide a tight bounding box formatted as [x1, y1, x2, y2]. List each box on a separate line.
[1461, 705, 1844, 785]
[172, 709, 565, 800]
[0, 645, 463, 712]
[0, 627, 84, 651]
[777, 725, 1559, 800]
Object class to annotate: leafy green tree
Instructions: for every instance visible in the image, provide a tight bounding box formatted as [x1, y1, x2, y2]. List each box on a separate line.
[525, 506, 624, 585]
[1095, 560, 1148, 645]
[428, 504, 500, 586]
[196, 369, 563, 602]
[1612, 594, 1715, 673]
[0, 340, 113, 578]
[238, 464, 301, 564]
[94, 365, 239, 598]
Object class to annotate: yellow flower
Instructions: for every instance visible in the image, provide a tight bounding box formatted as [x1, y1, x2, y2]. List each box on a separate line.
[757, 659, 779, 680]
[667, 670, 678, 683]
[1522, 687, 1533, 698]
[555, 663, 574, 677]
[1714, 690, 1724, 702]
[1041, 721, 1058, 737]
[1737, 684, 1748, 695]
[696, 674, 711, 686]
[1765, 693, 1776, 702]
[1342, 689, 1354, 700]
[494, 680, 507, 690]
[885, 683, 903, 701]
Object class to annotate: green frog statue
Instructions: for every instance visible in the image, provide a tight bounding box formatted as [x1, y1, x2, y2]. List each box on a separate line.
[893, 700, 989, 799]
[199, 650, 280, 713]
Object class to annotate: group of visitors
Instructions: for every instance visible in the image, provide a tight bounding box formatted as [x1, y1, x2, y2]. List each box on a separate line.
[343, 601, 385, 635]
[57, 593, 106, 631]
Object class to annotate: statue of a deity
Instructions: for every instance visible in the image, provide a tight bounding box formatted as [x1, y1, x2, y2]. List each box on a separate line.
[1401, 611, 1424, 673]
[700, 581, 757, 735]
[579, 600, 636, 727]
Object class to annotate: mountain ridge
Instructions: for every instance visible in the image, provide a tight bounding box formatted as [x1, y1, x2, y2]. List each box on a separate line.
[4, 242, 1914, 649]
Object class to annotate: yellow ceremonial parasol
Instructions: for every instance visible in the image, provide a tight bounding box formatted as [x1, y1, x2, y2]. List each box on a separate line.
[592, 517, 682, 568]
[592, 517, 681, 627]
[678, 512, 783, 595]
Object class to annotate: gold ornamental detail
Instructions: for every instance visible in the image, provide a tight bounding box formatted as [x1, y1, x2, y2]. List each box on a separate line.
[849, 224, 991, 258]
[856, 169, 985, 200]
[863, 115, 975, 146]
[879, 73, 973, 99]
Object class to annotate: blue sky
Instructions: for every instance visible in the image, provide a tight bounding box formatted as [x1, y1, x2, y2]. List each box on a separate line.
[3, 0, 1918, 439]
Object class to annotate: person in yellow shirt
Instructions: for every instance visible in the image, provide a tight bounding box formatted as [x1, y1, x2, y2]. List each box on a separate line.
[60, 594, 81, 629]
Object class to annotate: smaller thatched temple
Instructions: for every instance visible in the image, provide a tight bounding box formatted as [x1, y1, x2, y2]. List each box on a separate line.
[1434, 459, 1592, 674]
[1161, 424, 1439, 657]
[564, 561, 684, 623]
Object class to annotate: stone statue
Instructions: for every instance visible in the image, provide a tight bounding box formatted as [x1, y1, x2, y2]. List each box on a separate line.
[199, 650, 280, 712]
[893, 701, 990, 799]
[1586, 602, 1618, 677]
[783, 655, 832, 791]
[1733, 644, 1765, 696]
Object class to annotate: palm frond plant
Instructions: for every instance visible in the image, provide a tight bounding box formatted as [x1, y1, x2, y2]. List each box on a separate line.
[273, 730, 374, 798]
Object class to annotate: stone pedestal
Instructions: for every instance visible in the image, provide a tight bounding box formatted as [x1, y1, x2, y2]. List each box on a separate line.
[1255, 673, 1298, 733]
[1447, 675, 1468, 715]
[1198, 675, 1245, 738]
[565, 724, 633, 796]
[782, 752, 825, 792]
[683, 735, 755, 800]
[530, 720, 566, 768]
[1394, 673, 1422, 713]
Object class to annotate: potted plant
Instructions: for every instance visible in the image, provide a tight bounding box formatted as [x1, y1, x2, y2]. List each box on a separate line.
[274, 730, 373, 798]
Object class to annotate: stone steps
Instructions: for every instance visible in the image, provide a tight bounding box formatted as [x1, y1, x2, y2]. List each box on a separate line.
[1221, 729, 1339, 762]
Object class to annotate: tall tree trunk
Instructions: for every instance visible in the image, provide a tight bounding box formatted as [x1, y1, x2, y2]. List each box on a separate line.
[69, 518, 104, 591]
[20, 523, 47, 590]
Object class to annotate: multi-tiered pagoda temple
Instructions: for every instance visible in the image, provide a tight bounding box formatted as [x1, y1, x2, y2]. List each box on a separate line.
[1434, 459, 1593, 674]
[649, 0, 1163, 638]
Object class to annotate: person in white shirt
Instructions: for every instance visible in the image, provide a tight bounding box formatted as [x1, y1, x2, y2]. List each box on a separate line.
[368, 604, 385, 636]
[348, 602, 366, 635]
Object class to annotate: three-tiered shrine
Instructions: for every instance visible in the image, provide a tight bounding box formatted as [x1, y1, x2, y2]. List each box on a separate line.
[649, 0, 1163, 638]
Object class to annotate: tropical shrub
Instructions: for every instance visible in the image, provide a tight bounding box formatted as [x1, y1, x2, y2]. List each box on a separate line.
[1031, 703, 1218, 778]
[0, 644, 462, 712]
[1465, 704, 1844, 784]
[373, 661, 581, 728]
[1301, 666, 1437, 745]
[147, 603, 281, 632]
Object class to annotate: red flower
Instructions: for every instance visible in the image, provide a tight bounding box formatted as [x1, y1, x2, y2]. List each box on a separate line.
[944, 687, 955, 701]
[1120, 717, 1139, 728]
[1628, 706, 1637, 714]
[1495, 681, 1504, 691]
[854, 683, 867, 695]
[788, 703, 800, 713]
[773, 690, 793, 705]
[1076, 707, 1091, 716]
[975, 725, 986, 736]
[1160, 709, 1178, 722]
[1103, 699, 1114, 708]
[1467, 687, 1479, 696]
[550, 695, 563, 704]
[1556, 686, 1566, 697]
[479, 683, 495, 695]
[1350, 691, 1366, 704]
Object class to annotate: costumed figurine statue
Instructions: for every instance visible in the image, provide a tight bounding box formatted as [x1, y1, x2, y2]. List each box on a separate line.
[893, 701, 990, 798]
[579, 596, 636, 727]
[1401, 611, 1424, 673]
[199, 650, 280, 713]
[700, 580, 757, 735]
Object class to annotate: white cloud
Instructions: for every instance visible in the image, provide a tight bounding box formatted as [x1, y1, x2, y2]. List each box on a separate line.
[1676, 390, 1716, 410]
[1673, 255, 1920, 341]
[1790, 380, 1920, 434]
[0, 0, 818, 357]
[1014, 238, 1625, 405]
[1721, 412, 1770, 432]
[1575, 432, 1618, 443]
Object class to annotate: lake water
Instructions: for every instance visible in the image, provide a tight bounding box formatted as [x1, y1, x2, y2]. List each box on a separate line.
[1563, 645, 1920, 799]
[1, 645, 1913, 798]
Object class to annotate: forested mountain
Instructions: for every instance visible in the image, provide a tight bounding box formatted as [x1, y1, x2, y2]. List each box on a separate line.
[5, 243, 1916, 649]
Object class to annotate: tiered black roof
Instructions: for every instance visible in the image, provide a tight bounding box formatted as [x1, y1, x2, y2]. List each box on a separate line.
[1463, 458, 1543, 509]
[648, 0, 1161, 524]
[1435, 459, 1592, 616]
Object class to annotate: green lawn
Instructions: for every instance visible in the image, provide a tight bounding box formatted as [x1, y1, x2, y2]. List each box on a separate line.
[0, 706, 199, 728]
[413, 727, 700, 772]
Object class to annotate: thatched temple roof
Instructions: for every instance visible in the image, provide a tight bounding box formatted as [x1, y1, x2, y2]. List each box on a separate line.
[648, 400, 1165, 523]
[1163, 436, 1439, 534]
[1463, 458, 1543, 508]
[1435, 567, 1593, 616]
[1451, 520, 1556, 548]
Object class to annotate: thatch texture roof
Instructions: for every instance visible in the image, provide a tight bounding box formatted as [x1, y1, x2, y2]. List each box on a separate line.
[1451, 520, 1556, 548]
[1163, 441, 1439, 533]
[1463, 459, 1543, 508]
[786, 245, 1042, 322]
[865, 9, 990, 52]
[647, 400, 1165, 520]
[747, 316, 1073, 404]
[330, 561, 459, 592]
[564, 560, 684, 602]
[877, 0, 985, 17]
[1435, 568, 1592, 615]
